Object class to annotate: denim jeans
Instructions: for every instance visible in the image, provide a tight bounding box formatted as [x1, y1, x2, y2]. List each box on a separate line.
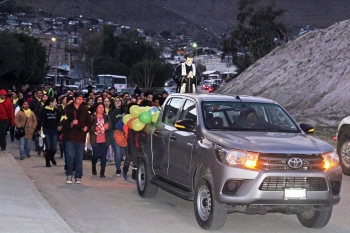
[43, 128, 58, 151]
[19, 137, 31, 157]
[109, 130, 123, 171]
[0, 119, 9, 150]
[34, 133, 42, 151]
[65, 141, 85, 179]
[92, 143, 109, 169]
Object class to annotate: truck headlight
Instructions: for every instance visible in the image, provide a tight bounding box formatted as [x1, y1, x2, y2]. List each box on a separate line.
[322, 150, 339, 170]
[215, 146, 259, 168]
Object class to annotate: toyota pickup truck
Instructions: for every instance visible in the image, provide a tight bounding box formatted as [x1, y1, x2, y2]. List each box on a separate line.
[130, 93, 342, 230]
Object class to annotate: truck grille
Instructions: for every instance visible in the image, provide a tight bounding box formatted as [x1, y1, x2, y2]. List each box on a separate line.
[259, 177, 328, 191]
[256, 153, 324, 171]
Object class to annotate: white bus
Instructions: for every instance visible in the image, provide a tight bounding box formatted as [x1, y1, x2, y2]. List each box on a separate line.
[96, 74, 127, 92]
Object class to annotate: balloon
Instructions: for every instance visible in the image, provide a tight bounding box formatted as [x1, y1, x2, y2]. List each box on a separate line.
[151, 111, 160, 123]
[148, 106, 160, 116]
[132, 119, 145, 131]
[130, 105, 142, 117]
[154, 121, 165, 130]
[138, 111, 152, 124]
[142, 106, 150, 112]
[123, 114, 133, 125]
[48, 88, 54, 97]
[127, 117, 137, 129]
[143, 123, 154, 134]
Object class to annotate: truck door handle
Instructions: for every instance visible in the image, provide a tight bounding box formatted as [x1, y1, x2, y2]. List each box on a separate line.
[170, 135, 176, 140]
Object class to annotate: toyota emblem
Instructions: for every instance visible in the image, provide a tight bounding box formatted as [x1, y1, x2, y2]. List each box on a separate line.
[287, 157, 303, 169]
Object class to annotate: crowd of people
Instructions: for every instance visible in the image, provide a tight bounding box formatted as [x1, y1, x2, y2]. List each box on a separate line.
[0, 84, 168, 184]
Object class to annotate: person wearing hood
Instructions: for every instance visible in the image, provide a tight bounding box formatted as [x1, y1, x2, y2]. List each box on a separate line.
[37, 97, 61, 167]
[15, 99, 37, 160]
[0, 89, 14, 151]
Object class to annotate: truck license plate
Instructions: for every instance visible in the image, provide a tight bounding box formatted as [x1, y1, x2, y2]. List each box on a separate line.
[284, 188, 306, 200]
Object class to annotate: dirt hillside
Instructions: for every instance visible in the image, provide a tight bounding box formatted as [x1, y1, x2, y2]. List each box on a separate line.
[219, 19, 350, 127]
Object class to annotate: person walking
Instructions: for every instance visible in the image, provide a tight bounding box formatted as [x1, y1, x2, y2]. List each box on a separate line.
[108, 97, 125, 175]
[60, 92, 92, 184]
[10, 91, 20, 142]
[37, 97, 60, 167]
[0, 89, 15, 151]
[14, 99, 37, 160]
[90, 103, 111, 178]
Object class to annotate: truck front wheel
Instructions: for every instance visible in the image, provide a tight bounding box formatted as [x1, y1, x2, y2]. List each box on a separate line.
[337, 133, 350, 175]
[297, 206, 332, 228]
[194, 174, 227, 230]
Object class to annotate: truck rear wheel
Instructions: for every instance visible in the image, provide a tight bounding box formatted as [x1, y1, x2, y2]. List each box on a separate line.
[297, 206, 332, 228]
[194, 173, 227, 230]
[337, 133, 350, 175]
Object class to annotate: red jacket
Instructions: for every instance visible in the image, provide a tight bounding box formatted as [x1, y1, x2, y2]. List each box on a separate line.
[0, 91, 15, 126]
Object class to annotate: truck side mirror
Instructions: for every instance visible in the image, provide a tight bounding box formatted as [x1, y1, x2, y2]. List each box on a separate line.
[175, 119, 195, 132]
[300, 123, 314, 134]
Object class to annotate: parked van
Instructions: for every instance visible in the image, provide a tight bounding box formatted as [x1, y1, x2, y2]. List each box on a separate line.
[209, 78, 223, 86]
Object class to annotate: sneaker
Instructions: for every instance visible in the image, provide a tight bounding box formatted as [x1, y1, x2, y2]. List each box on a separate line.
[26, 154, 31, 158]
[116, 170, 121, 176]
[75, 178, 82, 184]
[66, 176, 73, 184]
[122, 173, 128, 180]
[20, 157, 24, 160]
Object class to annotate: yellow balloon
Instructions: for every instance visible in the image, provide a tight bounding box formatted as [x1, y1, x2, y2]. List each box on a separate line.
[130, 105, 142, 117]
[132, 119, 145, 131]
[142, 106, 150, 112]
[152, 111, 160, 123]
[123, 114, 133, 125]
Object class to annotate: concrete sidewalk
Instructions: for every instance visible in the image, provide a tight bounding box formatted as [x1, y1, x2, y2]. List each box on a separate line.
[0, 149, 75, 233]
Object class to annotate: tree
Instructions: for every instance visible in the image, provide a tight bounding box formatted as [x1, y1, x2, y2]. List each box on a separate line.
[14, 33, 47, 86]
[222, 0, 286, 74]
[129, 57, 173, 89]
[0, 31, 47, 89]
[78, 27, 166, 89]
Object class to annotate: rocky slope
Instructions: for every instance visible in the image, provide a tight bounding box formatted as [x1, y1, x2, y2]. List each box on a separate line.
[219, 19, 350, 127]
[25, 0, 350, 34]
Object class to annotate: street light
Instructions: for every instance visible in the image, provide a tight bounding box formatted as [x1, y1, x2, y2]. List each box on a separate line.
[192, 42, 198, 57]
[51, 37, 58, 85]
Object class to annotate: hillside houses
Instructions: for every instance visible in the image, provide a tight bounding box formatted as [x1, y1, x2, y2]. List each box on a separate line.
[0, 11, 232, 87]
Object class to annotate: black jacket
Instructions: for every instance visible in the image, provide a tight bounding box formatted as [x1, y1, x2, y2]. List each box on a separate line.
[37, 106, 60, 131]
[108, 107, 124, 131]
[60, 103, 92, 143]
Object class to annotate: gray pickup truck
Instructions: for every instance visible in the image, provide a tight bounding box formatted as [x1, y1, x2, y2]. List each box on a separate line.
[130, 93, 342, 230]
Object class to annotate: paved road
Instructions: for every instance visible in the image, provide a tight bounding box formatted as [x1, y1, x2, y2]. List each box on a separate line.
[7, 140, 350, 233]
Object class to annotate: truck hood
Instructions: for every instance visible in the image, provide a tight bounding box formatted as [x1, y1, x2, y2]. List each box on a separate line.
[205, 131, 334, 154]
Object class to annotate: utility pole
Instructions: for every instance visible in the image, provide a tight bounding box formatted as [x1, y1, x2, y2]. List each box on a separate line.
[51, 37, 58, 85]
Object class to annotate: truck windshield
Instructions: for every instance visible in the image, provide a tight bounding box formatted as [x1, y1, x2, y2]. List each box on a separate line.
[202, 101, 299, 132]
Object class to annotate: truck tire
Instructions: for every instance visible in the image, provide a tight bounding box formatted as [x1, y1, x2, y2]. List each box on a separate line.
[194, 173, 227, 230]
[137, 156, 158, 198]
[337, 133, 350, 175]
[297, 206, 332, 228]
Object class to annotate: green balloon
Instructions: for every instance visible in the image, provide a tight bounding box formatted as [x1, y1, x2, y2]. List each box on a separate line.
[143, 123, 154, 134]
[138, 111, 152, 124]
[155, 121, 165, 130]
[48, 88, 54, 97]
